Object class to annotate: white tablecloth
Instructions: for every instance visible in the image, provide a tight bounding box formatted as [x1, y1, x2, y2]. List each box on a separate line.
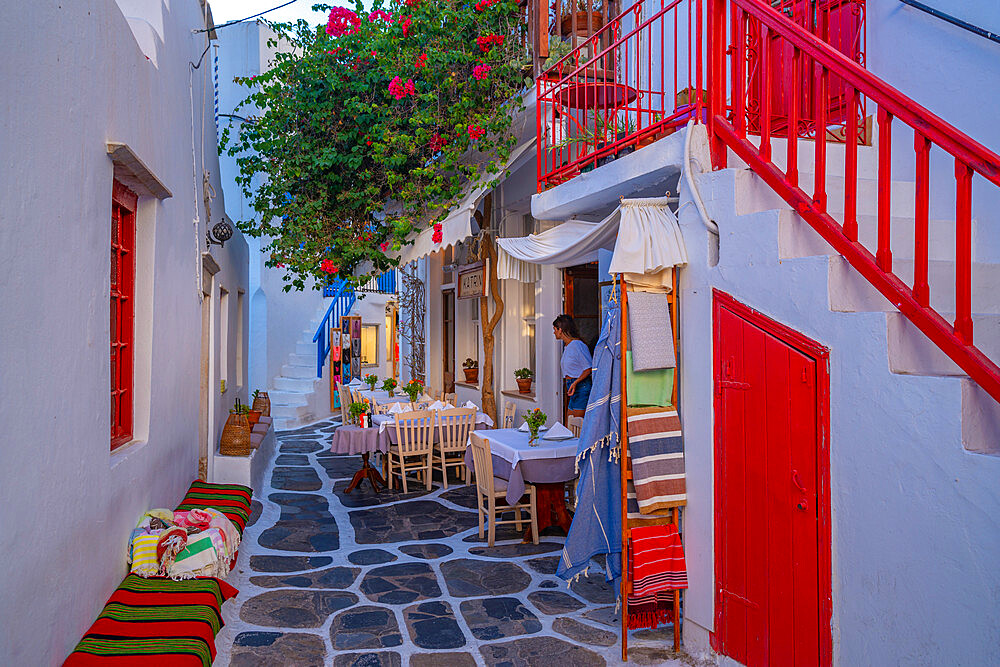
[372, 410, 493, 435]
[356, 389, 412, 406]
[468, 428, 579, 504]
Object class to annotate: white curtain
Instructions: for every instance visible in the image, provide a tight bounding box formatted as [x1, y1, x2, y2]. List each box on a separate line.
[607, 197, 688, 275]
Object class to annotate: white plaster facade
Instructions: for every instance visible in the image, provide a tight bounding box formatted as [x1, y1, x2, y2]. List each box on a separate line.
[0, 1, 249, 662]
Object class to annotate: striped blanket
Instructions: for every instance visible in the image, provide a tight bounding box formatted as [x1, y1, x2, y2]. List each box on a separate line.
[628, 409, 686, 513]
[174, 481, 253, 533]
[64, 575, 238, 666]
[627, 523, 687, 630]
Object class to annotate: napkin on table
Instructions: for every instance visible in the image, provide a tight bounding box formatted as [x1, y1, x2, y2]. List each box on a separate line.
[348, 378, 362, 386]
[419, 393, 435, 402]
[428, 401, 446, 411]
[387, 402, 410, 414]
[542, 421, 574, 439]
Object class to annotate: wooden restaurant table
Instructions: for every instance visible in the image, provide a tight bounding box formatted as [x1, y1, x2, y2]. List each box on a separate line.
[465, 428, 579, 541]
[330, 424, 387, 493]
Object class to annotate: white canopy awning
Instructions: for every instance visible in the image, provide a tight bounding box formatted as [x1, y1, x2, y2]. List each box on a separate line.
[396, 139, 536, 266]
[496, 197, 687, 282]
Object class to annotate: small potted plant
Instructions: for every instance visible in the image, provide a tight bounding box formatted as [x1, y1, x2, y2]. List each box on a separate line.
[514, 368, 534, 394]
[462, 358, 479, 384]
[524, 408, 548, 446]
[246, 398, 262, 428]
[364, 373, 379, 391]
[251, 388, 271, 417]
[349, 401, 369, 427]
[403, 378, 424, 402]
[382, 377, 398, 397]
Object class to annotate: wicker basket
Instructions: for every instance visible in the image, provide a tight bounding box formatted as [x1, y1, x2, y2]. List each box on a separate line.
[252, 392, 271, 417]
[220, 414, 252, 456]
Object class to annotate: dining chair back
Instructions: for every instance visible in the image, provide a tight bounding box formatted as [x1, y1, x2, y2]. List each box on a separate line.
[469, 433, 538, 546]
[388, 410, 436, 493]
[443, 392, 457, 406]
[338, 385, 352, 424]
[568, 415, 584, 437]
[502, 401, 516, 429]
[435, 408, 476, 489]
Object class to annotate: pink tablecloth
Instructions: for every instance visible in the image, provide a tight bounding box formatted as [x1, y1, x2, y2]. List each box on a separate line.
[331, 425, 387, 455]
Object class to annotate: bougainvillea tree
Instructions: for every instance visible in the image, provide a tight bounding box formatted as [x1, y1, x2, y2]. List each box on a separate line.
[222, 0, 528, 290]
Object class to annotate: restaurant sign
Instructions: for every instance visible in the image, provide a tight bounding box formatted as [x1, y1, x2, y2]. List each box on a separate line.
[457, 261, 487, 300]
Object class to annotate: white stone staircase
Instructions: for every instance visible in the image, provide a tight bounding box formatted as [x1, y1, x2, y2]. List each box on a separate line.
[696, 136, 1000, 454]
[268, 298, 335, 431]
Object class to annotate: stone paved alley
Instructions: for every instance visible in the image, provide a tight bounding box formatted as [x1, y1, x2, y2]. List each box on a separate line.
[212, 420, 687, 666]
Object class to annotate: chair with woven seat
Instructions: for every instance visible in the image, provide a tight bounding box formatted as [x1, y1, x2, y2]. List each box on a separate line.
[387, 410, 436, 493]
[501, 401, 516, 429]
[469, 433, 538, 546]
[568, 415, 584, 437]
[434, 407, 476, 489]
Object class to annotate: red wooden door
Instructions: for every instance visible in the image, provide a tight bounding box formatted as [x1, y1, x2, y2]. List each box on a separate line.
[712, 291, 832, 666]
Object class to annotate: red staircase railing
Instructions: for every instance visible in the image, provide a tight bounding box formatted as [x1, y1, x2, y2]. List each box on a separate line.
[535, 0, 1000, 403]
[707, 0, 1000, 403]
[536, 0, 706, 191]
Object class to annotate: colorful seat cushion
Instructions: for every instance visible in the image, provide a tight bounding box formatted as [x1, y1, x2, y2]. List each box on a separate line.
[64, 575, 238, 667]
[174, 480, 252, 533]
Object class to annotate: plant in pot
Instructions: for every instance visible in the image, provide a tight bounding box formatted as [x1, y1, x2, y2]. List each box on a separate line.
[462, 358, 479, 384]
[251, 388, 271, 417]
[403, 378, 424, 403]
[232, 398, 257, 426]
[524, 408, 548, 446]
[349, 401, 369, 427]
[381, 377, 398, 397]
[514, 368, 534, 394]
[364, 373, 379, 391]
[615, 114, 638, 158]
[556, 0, 605, 39]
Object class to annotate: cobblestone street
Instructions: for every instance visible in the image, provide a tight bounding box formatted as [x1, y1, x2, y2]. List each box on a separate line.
[213, 420, 685, 666]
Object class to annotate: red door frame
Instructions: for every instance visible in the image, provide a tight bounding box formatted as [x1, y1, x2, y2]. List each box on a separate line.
[711, 289, 833, 666]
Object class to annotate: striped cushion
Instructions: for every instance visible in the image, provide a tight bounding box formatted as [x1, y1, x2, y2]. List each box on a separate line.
[174, 481, 252, 533]
[64, 575, 237, 667]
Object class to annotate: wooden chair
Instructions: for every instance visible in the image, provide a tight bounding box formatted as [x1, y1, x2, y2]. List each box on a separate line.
[387, 410, 436, 493]
[501, 401, 516, 429]
[338, 385, 352, 424]
[434, 408, 476, 489]
[469, 433, 538, 546]
[568, 415, 584, 437]
[442, 392, 457, 405]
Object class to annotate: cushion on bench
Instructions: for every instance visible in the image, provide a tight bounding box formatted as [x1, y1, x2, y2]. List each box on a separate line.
[174, 481, 253, 533]
[63, 575, 238, 667]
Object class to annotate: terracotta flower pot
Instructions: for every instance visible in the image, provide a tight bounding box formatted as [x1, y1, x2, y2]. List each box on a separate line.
[247, 410, 262, 428]
[516, 378, 533, 394]
[560, 11, 604, 38]
[463, 368, 479, 383]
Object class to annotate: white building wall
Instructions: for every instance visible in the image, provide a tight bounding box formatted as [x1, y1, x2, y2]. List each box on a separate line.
[0, 1, 248, 663]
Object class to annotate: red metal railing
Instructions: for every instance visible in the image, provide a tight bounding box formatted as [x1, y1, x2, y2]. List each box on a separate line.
[536, 0, 706, 191]
[707, 0, 1000, 402]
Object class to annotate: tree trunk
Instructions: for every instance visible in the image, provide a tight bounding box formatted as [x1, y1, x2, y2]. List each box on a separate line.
[476, 194, 503, 424]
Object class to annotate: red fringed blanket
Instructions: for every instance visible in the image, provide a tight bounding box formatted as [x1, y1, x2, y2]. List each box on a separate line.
[64, 575, 238, 667]
[627, 523, 688, 630]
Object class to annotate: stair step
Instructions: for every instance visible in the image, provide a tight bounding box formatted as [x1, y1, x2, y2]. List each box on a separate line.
[288, 353, 314, 367]
[828, 256, 1000, 315]
[267, 390, 310, 406]
[270, 403, 310, 419]
[282, 364, 317, 379]
[274, 376, 318, 392]
[888, 312, 1000, 377]
[295, 341, 315, 356]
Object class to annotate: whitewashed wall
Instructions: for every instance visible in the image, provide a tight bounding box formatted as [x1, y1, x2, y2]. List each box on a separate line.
[0, 1, 248, 663]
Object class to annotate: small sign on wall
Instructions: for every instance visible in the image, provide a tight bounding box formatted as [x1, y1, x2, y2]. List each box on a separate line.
[457, 261, 487, 300]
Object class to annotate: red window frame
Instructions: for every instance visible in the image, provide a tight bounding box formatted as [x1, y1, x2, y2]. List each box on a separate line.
[111, 181, 137, 449]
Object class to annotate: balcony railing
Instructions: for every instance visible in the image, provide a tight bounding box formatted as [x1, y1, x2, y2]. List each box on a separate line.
[537, 0, 707, 190]
[357, 269, 398, 295]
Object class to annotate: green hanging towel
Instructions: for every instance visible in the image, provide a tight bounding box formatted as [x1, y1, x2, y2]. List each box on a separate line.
[626, 351, 674, 407]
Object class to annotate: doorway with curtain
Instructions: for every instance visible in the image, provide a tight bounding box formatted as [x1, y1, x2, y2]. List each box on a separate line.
[561, 262, 600, 420]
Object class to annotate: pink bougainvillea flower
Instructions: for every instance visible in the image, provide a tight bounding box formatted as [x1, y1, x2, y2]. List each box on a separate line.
[405, 78, 416, 95]
[369, 9, 393, 22]
[431, 223, 443, 244]
[379, 241, 391, 252]
[468, 125, 486, 141]
[476, 34, 504, 53]
[415, 52, 428, 69]
[320, 259, 338, 274]
[388, 76, 416, 100]
[472, 63, 492, 80]
[428, 133, 447, 152]
[399, 16, 412, 37]
[475, 0, 500, 9]
[404, 0, 420, 6]
[326, 7, 360, 37]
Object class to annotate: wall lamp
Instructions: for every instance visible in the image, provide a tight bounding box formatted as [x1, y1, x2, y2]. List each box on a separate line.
[206, 218, 234, 248]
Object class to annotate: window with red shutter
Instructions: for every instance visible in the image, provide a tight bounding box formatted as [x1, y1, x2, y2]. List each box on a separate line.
[111, 181, 137, 449]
